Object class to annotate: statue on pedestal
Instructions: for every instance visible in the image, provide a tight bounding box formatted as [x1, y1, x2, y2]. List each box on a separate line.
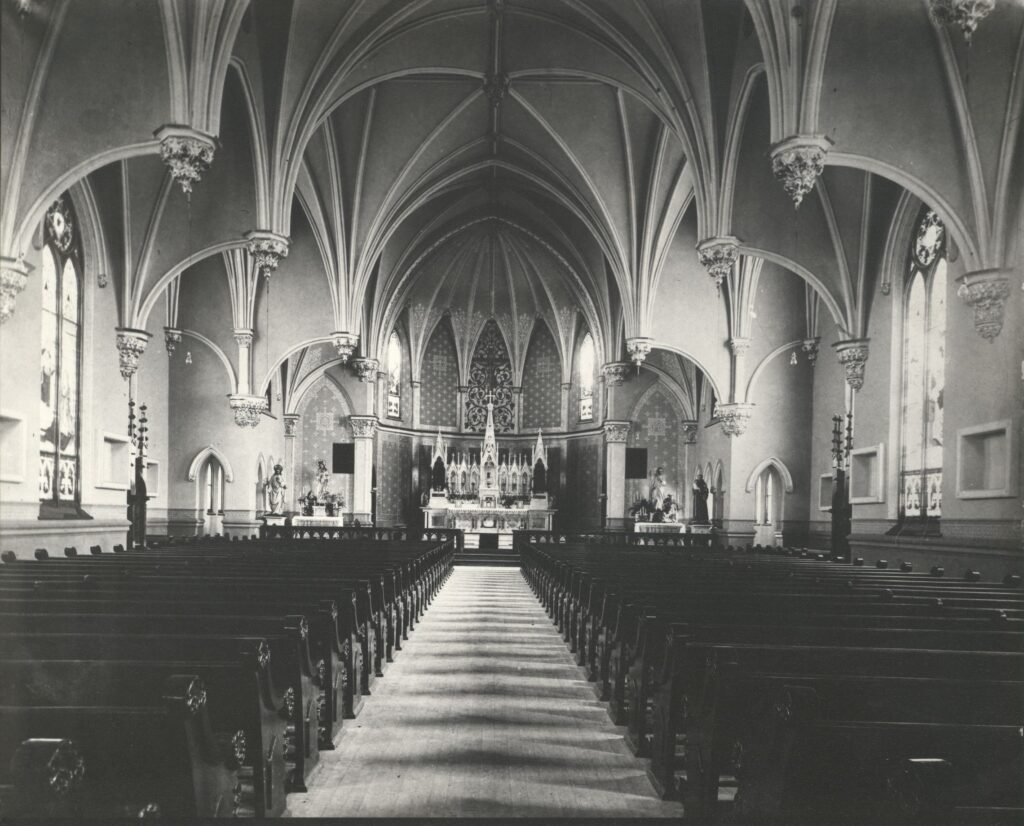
[267, 463, 287, 515]
[315, 458, 331, 501]
[691, 471, 710, 524]
[649, 466, 668, 510]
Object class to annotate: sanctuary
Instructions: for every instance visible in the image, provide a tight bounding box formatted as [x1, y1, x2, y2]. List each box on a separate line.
[423, 398, 555, 549]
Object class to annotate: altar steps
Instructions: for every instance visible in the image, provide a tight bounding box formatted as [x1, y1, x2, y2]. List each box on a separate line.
[454, 550, 520, 567]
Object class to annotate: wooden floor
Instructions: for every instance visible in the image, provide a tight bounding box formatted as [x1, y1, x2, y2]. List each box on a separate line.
[286, 566, 680, 818]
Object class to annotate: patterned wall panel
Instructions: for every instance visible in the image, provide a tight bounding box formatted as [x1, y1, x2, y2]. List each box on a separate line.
[295, 378, 354, 510]
[377, 431, 412, 525]
[521, 322, 562, 430]
[564, 436, 601, 529]
[466, 320, 514, 432]
[420, 322, 458, 427]
[627, 388, 685, 509]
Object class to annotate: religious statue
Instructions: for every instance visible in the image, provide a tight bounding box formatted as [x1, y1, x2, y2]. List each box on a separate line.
[691, 471, 710, 524]
[315, 458, 331, 501]
[662, 494, 679, 523]
[267, 463, 287, 515]
[649, 466, 668, 510]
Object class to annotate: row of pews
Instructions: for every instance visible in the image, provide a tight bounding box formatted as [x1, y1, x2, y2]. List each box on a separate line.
[518, 535, 1024, 824]
[0, 535, 454, 819]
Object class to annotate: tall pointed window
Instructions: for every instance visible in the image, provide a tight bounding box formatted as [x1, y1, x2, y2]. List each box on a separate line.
[39, 196, 83, 515]
[386, 331, 402, 419]
[579, 332, 595, 421]
[899, 209, 946, 524]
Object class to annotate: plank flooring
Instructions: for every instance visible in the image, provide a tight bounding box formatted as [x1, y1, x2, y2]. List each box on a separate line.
[286, 566, 680, 818]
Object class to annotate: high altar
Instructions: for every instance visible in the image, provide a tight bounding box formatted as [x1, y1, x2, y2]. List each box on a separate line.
[422, 399, 555, 545]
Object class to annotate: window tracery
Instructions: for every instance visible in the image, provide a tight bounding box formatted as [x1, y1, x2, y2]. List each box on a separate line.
[466, 320, 514, 432]
[387, 331, 402, 419]
[578, 332, 595, 421]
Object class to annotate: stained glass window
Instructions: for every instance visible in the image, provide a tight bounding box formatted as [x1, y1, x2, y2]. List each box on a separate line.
[466, 320, 514, 432]
[386, 331, 401, 419]
[578, 332, 595, 421]
[900, 209, 946, 522]
[39, 196, 82, 512]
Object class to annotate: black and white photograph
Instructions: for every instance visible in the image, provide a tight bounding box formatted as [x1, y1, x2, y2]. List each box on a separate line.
[0, 0, 1021, 821]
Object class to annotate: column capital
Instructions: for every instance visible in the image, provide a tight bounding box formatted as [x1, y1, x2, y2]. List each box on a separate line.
[232, 327, 253, 348]
[625, 337, 653, 367]
[155, 125, 217, 196]
[163, 327, 182, 355]
[603, 420, 631, 443]
[0, 255, 31, 324]
[331, 331, 359, 363]
[602, 362, 631, 386]
[681, 421, 698, 445]
[228, 393, 267, 428]
[956, 268, 1011, 340]
[832, 338, 870, 391]
[350, 415, 378, 439]
[352, 357, 380, 382]
[244, 230, 290, 277]
[696, 236, 740, 288]
[115, 327, 152, 380]
[769, 134, 831, 208]
[714, 402, 754, 437]
[728, 336, 752, 357]
[283, 413, 300, 438]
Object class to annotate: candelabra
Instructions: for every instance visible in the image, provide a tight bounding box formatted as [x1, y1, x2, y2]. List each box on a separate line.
[830, 413, 853, 561]
[127, 400, 150, 549]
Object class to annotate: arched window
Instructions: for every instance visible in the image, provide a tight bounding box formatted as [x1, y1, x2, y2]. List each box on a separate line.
[39, 197, 83, 515]
[578, 332, 596, 421]
[386, 331, 402, 419]
[200, 455, 226, 535]
[900, 209, 946, 524]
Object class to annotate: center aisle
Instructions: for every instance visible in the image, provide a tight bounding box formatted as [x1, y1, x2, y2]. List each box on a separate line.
[286, 566, 679, 818]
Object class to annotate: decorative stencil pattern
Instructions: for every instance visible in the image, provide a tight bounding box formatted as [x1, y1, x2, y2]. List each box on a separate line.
[296, 378, 353, 510]
[522, 322, 561, 430]
[377, 431, 412, 525]
[466, 320, 514, 432]
[627, 388, 685, 509]
[421, 322, 458, 427]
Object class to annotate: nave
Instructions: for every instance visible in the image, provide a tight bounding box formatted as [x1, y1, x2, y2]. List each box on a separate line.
[287, 566, 679, 819]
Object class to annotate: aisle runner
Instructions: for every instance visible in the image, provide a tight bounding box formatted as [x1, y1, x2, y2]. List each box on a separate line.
[286, 567, 678, 818]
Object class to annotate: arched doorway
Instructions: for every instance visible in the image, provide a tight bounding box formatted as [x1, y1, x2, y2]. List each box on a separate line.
[746, 458, 794, 547]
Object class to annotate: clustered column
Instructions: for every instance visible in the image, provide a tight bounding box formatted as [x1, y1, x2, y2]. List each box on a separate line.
[603, 420, 630, 530]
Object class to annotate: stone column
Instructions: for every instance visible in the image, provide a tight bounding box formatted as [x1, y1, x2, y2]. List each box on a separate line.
[728, 336, 751, 402]
[560, 382, 571, 429]
[283, 414, 300, 511]
[512, 386, 523, 432]
[457, 386, 468, 430]
[411, 381, 422, 428]
[350, 415, 378, 525]
[603, 420, 630, 530]
[233, 329, 253, 394]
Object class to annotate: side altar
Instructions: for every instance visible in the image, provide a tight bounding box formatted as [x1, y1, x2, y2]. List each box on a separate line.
[422, 399, 555, 545]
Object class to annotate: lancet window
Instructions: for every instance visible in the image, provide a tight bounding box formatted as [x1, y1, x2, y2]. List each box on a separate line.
[578, 332, 595, 421]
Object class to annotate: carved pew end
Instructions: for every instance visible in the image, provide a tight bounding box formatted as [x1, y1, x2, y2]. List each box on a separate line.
[876, 559, 888, 569]
[112, 544, 126, 553]
[1003, 573, 1021, 587]
[900, 561, 913, 572]
[884, 758, 954, 822]
[89, 544, 103, 555]
[64, 546, 78, 557]
[853, 557, 864, 566]
[930, 566, 945, 577]
[964, 570, 982, 582]
[1, 550, 16, 563]
[34, 548, 49, 560]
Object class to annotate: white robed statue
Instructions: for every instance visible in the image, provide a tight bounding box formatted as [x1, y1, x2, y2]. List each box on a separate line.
[267, 464, 287, 515]
[649, 466, 668, 510]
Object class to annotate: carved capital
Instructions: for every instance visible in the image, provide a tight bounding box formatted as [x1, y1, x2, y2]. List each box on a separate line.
[956, 268, 1011, 341]
[244, 230, 290, 277]
[350, 415, 378, 439]
[228, 393, 268, 428]
[715, 402, 754, 436]
[696, 236, 740, 288]
[115, 327, 152, 380]
[232, 327, 253, 348]
[769, 135, 830, 208]
[0, 255, 31, 324]
[625, 336, 653, 367]
[681, 421, 698, 445]
[603, 420, 631, 444]
[155, 125, 216, 196]
[352, 357, 379, 382]
[163, 327, 182, 356]
[832, 338, 870, 391]
[801, 337, 820, 366]
[602, 362, 631, 386]
[184, 676, 208, 714]
[283, 413, 300, 438]
[331, 331, 359, 363]
[729, 336, 752, 357]
[929, 0, 995, 42]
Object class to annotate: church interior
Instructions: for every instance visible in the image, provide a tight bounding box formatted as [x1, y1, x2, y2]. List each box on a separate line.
[0, 0, 1021, 820]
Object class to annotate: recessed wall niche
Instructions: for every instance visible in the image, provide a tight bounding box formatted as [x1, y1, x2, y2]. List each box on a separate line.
[957, 420, 1013, 499]
[850, 444, 884, 504]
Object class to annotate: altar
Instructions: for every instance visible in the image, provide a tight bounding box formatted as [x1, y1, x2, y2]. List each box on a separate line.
[421, 400, 555, 549]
